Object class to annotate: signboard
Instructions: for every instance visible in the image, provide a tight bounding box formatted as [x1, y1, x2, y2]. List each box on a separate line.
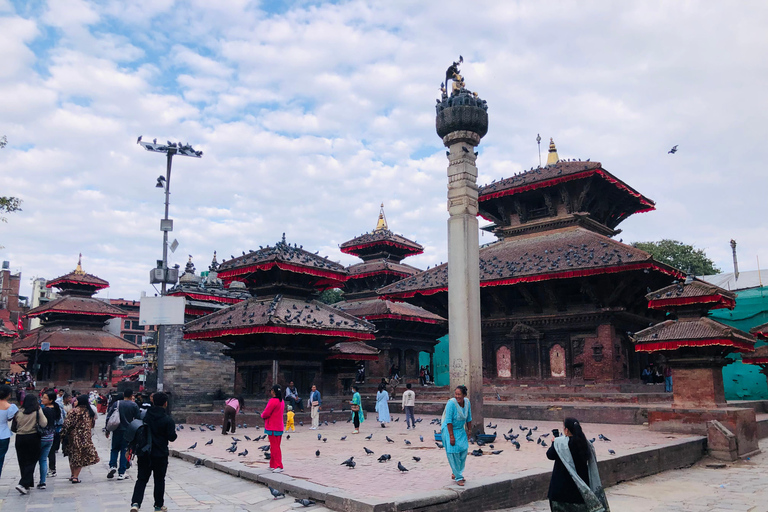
[139, 296, 186, 326]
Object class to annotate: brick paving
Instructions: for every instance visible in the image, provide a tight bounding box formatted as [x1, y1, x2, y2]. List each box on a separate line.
[0, 415, 331, 512]
[498, 438, 768, 512]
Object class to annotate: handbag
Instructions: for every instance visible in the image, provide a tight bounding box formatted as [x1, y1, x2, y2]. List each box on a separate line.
[36, 408, 45, 436]
[106, 401, 122, 432]
[350, 404, 360, 412]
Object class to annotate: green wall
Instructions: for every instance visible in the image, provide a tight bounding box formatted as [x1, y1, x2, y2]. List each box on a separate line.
[419, 334, 450, 386]
[710, 286, 768, 400]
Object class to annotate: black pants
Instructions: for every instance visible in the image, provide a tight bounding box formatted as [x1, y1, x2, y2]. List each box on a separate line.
[131, 455, 168, 508]
[15, 433, 41, 488]
[222, 405, 237, 434]
[353, 412, 360, 429]
[49, 431, 61, 472]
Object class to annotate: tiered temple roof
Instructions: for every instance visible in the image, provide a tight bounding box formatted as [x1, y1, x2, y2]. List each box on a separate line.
[339, 205, 423, 262]
[167, 255, 251, 317]
[46, 255, 109, 295]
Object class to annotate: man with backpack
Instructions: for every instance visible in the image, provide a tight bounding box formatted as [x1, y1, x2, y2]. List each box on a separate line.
[130, 392, 176, 512]
[105, 389, 140, 480]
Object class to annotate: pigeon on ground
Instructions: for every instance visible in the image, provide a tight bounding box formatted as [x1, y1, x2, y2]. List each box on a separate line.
[404, 439, 411, 445]
[508, 427, 515, 434]
[244, 435, 251, 441]
[295, 498, 315, 507]
[232, 437, 242, 442]
[513, 441, 520, 450]
[269, 486, 285, 499]
[590, 438, 596, 443]
[436, 442, 444, 449]
[365, 433, 373, 440]
[412, 456, 421, 462]
[397, 461, 409, 472]
[364, 447, 374, 455]
[541, 433, 550, 438]
[340, 456, 354, 466]
[419, 436, 424, 442]
[531, 426, 538, 431]
[599, 434, 611, 442]
[188, 443, 197, 450]
[378, 454, 390, 462]
[395, 418, 399, 422]
[315, 450, 320, 457]
[609, 449, 616, 455]
[189, 427, 196, 431]
[541, 441, 548, 447]
[299, 421, 304, 426]
[386, 436, 394, 443]
[238, 449, 248, 456]
[347, 461, 356, 469]
[340, 436, 347, 441]
[519, 425, 527, 431]
[205, 439, 213, 445]
[318, 434, 322, 441]
[226, 445, 237, 453]
[286, 435, 290, 440]
[492, 450, 503, 455]
[537, 438, 542, 445]
[323, 438, 327, 443]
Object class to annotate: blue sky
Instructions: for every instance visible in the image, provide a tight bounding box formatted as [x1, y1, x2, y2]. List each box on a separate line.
[1, 0, 767, 300]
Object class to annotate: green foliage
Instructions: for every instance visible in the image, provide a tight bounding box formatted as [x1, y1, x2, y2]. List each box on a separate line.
[632, 239, 720, 275]
[0, 197, 22, 223]
[318, 288, 344, 304]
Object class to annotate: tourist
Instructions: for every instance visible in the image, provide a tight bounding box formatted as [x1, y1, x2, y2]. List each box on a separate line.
[129, 392, 177, 512]
[222, 395, 244, 435]
[402, 383, 416, 429]
[375, 382, 391, 426]
[260, 385, 285, 473]
[106, 389, 141, 480]
[0, 384, 19, 479]
[285, 406, 295, 432]
[419, 366, 426, 386]
[14, 394, 48, 494]
[641, 366, 652, 385]
[441, 385, 471, 486]
[61, 394, 100, 484]
[49, 389, 67, 478]
[546, 417, 609, 511]
[285, 381, 304, 412]
[36, 390, 61, 489]
[664, 365, 673, 393]
[349, 385, 364, 434]
[309, 385, 321, 430]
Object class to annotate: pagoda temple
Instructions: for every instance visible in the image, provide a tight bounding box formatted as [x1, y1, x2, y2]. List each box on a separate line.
[184, 237, 378, 396]
[379, 140, 683, 384]
[334, 205, 447, 379]
[14, 256, 141, 387]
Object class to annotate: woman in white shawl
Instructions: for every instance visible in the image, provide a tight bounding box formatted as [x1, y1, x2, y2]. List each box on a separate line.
[375, 383, 391, 426]
[546, 417, 610, 512]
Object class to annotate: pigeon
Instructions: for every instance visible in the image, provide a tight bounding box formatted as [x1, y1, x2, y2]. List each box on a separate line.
[365, 433, 373, 440]
[136, 135, 142, 144]
[268, 486, 285, 499]
[258, 445, 270, 451]
[340, 456, 354, 466]
[394, 417, 399, 422]
[205, 439, 213, 445]
[295, 498, 315, 507]
[537, 438, 542, 445]
[513, 441, 520, 450]
[435, 442, 444, 449]
[322, 438, 327, 443]
[194, 459, 204, 467]
[299, 421, 304, 426]
[238, 449, 248, 456]
[244, 435, 251, 441]
[541, 441, 548, 447]
[419, 435, 424, 442]
[668, 145, 678, 154]
[404, 439, 411, 445]
[397, 461, 409, 472]
[462, 146, 470, 153]
[340, 436, 347, 441]
[232, 437, 242, 442]
[188, 443, 197, 450]
[599, 434, 611, 442]
[491, 450, 503, 455]
[378, 454, 390, 462]
[471, 449, 483, 457]
[347, 461, 356, 469]
[364, 447, 374, 455]
[531, 426, 538, 431]
[590, 438, 596, 443]
[226, 445, 237, 453]
[318, 434, 322, 441]
[386, 436, 394, 443]
[412, 456, 421, 462]
[609, 449, 616, 455]
[286, 435, 290, 440]
[519, 425, 528, 431]
[315, 450, 320, 457]
[541, 433, 550, 438]
[264, 452, 271, 460]
[189, 427, 196, 431]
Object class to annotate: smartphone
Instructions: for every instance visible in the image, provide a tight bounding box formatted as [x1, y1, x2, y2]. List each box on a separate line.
[552, 428, 560, 437]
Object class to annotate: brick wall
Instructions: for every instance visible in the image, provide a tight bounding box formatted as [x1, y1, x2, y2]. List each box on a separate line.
[0, 338, 10, 375]
[162, 325, 235, 408]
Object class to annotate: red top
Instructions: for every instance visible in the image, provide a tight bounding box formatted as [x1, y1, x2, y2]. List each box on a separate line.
[260, 397, 285, 432]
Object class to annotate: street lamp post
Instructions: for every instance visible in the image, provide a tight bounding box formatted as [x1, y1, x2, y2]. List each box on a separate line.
[138, 138, 202, 392]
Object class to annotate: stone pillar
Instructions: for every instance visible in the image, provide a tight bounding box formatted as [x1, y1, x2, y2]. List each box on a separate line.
[444, 130, 484, 434]
[669, 357, 730, 408]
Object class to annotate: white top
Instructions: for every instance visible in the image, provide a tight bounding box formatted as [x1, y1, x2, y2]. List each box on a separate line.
[402, 389, 416, 408]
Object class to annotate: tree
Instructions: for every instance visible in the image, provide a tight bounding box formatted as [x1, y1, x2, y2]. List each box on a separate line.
[632, 239, 720, 275]
[318, 288, 344, 304]
[1, 135, 22, 223]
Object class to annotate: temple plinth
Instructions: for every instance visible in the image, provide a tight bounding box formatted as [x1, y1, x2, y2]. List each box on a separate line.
[436, 70, 488, 434]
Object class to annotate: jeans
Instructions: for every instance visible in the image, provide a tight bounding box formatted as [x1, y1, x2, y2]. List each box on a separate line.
[404, 406, 415, 428]
[109, 429, 129, 475]
[16, 433, 41, 489]
[665, 376, 673, 393]
[38, 440, 53, 484]
[131, 455, 168, 508]
[0, 438, 9, 478]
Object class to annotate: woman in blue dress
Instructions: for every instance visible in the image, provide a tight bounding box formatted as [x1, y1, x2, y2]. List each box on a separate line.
[375, 383, 391, 426]
[441, 385, 472, 486]
[350, 386, 364, 434]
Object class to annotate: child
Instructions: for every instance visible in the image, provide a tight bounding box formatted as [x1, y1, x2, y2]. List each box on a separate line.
[285, 405, 295, 431]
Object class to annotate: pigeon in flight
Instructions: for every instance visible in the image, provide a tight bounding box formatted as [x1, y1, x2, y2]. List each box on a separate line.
[136, 135, 142, 144]
[668, 145, 678, 154]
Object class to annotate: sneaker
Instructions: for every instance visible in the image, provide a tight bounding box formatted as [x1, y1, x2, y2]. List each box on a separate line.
[130, 505, 140, 512]
[107, 468, 116, 479]
[272, 468, 284, 473]
[153, 507, 167, 511]
[48, 470, 57, 477]
[117, 474, 129, 480]
[15, 484, 27, 495]
[37, 482, 46, 489]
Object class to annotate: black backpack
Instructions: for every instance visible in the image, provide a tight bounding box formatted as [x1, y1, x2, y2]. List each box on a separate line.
[125, 418, 152, 456]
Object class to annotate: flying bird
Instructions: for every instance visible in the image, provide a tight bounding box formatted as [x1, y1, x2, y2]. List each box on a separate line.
[668, 145, 678, 154]
[136, 135, 142, 144]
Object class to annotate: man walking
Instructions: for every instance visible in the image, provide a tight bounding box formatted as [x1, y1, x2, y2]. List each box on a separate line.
[130, 392, 177, 512]
[402, 383, 416, 429]
[285, 382, 303, 412]
[309, 385, 321, 430]
[106, 389, 141, 480]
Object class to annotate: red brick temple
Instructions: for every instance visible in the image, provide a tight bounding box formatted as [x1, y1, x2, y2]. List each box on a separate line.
[184, 237, 378, 396]
[379, 140, 682, 384]
[13, 256, 141, 388]
[334, 206, 447, 379]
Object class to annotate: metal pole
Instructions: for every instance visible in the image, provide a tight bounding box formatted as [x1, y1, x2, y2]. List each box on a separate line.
[156, 150, 174, 392]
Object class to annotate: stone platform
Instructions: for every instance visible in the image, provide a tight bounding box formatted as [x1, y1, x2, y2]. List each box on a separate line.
[170, 411, 706, 511]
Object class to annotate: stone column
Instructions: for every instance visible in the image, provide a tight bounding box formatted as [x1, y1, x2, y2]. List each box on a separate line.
[668, 356, 730, 408]
[444, 130, 484, 434]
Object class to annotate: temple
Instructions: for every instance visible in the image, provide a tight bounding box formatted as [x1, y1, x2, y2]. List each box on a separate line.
[334, 205, 447, 379]
[13, 256, 141, 387]
[379, 140, 684, 384]
[183, 237, 379, 396]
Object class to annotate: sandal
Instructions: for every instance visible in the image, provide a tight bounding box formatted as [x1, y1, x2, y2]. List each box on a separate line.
[71, 478, 81, 484]
[455, 479, 465, 486]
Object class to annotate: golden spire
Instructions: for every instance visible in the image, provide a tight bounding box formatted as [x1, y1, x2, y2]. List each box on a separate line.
[74, 253, 85, 275]
[546, 137, 559, 166]
[374, 203, 388, 232]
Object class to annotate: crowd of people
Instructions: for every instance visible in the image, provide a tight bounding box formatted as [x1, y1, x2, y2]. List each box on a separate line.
[641, 364, 673, 392]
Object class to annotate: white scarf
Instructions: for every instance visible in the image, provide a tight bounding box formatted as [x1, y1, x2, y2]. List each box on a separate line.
[553, 435, 610, 512]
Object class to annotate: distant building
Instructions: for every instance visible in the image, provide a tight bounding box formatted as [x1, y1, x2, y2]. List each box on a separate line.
[28, 277, 58, 331]
[0, 261, 23, 375]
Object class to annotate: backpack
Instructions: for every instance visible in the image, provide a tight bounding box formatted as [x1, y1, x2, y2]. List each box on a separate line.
[106, 401, 122, 432]
[125, 417, 152, 456]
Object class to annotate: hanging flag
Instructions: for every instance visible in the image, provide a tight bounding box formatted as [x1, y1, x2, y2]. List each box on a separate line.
[17, 316, 23, 332]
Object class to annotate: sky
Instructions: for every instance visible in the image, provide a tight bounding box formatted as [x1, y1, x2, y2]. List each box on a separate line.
[1, 0, 767, 302]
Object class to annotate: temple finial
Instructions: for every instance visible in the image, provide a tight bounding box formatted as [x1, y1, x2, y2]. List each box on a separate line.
[185, 255, 195, 275]
[209, 251, 219, 272]
[74, 253, 84, 275]
[374, 203, 388, 232]
[546, 138, 559, 166]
